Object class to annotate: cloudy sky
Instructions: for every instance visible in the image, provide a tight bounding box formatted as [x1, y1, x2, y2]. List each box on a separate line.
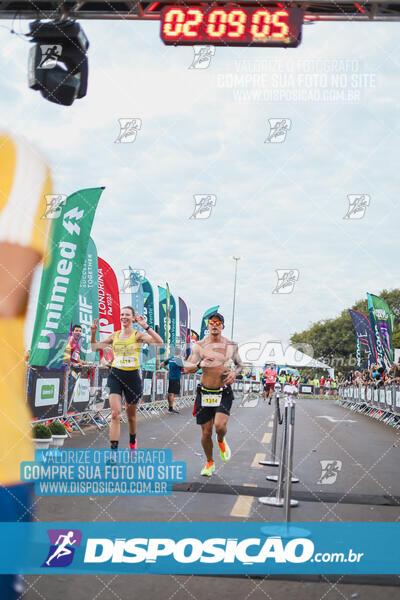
[1, 15, 399, 350]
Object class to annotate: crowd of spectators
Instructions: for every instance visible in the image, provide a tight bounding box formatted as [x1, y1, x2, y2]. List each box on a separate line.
[337, 361, 400, 388]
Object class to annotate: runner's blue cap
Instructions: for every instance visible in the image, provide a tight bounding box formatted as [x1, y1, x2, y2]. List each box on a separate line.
[208, 312, 224, 324]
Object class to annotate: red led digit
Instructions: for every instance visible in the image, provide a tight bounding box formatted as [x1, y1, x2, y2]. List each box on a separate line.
[182, 9, 204, 38]
[250, 10, 271, 39]
[227, 10, 246, 38]
[207, 9, 228, 38]
[163, 8, 186, 37]
[271, 9, 290, 38]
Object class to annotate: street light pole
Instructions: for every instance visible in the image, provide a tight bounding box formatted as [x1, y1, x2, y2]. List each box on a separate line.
[231, 256, 241, 339]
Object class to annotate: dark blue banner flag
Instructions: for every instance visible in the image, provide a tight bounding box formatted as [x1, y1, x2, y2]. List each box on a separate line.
[349, 309, 378, 368]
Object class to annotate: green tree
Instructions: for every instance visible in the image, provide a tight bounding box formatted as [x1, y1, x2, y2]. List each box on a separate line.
[290, 288, 400, 374]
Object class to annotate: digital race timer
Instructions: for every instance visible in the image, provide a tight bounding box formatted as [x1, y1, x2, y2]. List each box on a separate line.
[160, 6, 303, 48]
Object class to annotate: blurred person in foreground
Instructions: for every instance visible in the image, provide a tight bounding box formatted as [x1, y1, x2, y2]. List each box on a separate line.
[0, 132, 52, 599]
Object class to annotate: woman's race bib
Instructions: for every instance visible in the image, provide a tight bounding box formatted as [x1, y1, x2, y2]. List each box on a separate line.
[113, 355, 137, 369]
[201, 390, 222, 407]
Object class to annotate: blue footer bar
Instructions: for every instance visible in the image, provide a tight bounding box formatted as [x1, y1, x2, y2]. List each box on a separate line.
[1, 522, 399, 574]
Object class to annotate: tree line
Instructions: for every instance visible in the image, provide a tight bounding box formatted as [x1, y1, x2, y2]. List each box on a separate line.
[290, 289, 400, 375]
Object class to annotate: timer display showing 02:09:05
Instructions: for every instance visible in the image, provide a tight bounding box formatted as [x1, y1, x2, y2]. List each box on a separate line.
[160, 6, 303, 47]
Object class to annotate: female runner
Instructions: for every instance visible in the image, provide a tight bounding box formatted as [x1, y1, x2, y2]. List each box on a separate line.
[90, 306, 162, 449]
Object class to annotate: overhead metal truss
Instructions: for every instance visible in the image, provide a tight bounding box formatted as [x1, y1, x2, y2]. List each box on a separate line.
[1, 0, 400, 22]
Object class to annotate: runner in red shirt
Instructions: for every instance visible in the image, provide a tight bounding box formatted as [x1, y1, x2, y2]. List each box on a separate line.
[263, 363, 278, 405]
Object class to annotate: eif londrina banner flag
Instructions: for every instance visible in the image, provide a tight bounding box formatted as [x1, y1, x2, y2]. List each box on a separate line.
[98, 257, 121, 340]
[72, 237, 99, 364]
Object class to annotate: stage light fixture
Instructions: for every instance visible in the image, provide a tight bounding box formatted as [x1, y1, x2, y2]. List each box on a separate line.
[28, 19, 89, 106]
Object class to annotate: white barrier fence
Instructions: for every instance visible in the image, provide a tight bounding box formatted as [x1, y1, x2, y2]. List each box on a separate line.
[28, 367, 266, 434]
[338, 384, 400, 428]
[28, 365, 201, 434]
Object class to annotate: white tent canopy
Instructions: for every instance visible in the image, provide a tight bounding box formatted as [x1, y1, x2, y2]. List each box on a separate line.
[238, 335, 333, 374]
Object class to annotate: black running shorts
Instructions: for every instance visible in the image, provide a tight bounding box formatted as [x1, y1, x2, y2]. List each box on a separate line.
[195, 384, 233, 425]
[107, 368, 142, 405]
[168, 379, 181, 395]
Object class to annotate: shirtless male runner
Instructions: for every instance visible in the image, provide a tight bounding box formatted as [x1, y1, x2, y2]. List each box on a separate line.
[184, 312, 243, 476]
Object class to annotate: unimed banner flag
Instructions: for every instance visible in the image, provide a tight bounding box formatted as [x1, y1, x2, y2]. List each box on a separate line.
[29, 188, 104, 367]
[72, 237, 99, 364]
[200, 305, 219, 340]
[98, 257, 121, 342]
[367, 293, 394, 365]
[349, 309, 377, 368]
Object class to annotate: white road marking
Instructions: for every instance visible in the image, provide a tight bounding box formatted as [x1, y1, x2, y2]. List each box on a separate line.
[317, 416, 357, 423]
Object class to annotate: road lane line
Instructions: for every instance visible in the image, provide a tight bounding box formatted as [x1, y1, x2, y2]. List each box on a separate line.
[251, 453, 266, 467]
[262, 432, 272, 444]
[231, 495, 254, 518]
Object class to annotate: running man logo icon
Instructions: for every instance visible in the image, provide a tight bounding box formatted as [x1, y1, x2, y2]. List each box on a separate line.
[41, 194, 67, 219]
[272, 269, 299, 294]
[343, 194, 370, 219]
[189, 195, 217, 219]
[239, 394, 259, 408]
[38, 44, 62, 69]
[120, 268, 146, 293]
[42, 529, 82, 567]
[115, 118, 142, 143]
[265, 119, 291, 144]
[317, 460, 342, 485]
[189, 46, 216, 69]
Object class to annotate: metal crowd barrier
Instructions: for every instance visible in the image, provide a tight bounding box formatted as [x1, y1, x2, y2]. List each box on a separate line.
[28, 365, 199, 435]
[231, 378, 263, 408]
[337, 384, 400, 429]
[259, 385, 299, 519]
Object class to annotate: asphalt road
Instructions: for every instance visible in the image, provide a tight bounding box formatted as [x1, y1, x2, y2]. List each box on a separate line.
[23, 394, 400, 599]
